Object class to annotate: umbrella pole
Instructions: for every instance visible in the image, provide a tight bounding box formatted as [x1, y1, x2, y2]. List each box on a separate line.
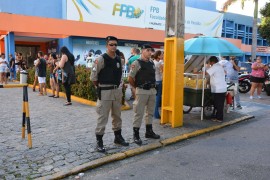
[201, 56, 206, 120]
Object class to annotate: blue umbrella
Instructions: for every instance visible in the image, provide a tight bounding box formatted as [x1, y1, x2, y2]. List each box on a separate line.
[185, 36, 244, 56]
[184, 36, 244, 120]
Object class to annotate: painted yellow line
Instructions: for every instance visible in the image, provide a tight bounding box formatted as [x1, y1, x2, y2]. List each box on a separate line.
[0, 83, 28, 88]
[36, 153, 127, 180]
[161, 115, 254, 146]
[40, 115, 254, 180]
[160, 134, 188, 146]
[124, 142, 162, 157]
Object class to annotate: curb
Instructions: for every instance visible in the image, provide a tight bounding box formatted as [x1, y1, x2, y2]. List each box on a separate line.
[26, 83, 131, 110]
[38, 115, 254, 180]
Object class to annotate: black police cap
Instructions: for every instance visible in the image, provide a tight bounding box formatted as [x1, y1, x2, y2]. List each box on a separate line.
[106, 36, 118, 42]
[141, 44, 153, 49]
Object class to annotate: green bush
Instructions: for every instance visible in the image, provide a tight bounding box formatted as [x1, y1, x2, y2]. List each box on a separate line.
[17, 65, 126, 104]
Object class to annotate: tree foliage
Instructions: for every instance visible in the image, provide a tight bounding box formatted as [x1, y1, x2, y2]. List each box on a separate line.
[223, 0, 258, 60]
[222, 0, 246, 12]
[259, 2, 270, 45]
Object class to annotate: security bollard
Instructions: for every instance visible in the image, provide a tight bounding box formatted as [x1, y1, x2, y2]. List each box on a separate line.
[0, 83, 32, 148]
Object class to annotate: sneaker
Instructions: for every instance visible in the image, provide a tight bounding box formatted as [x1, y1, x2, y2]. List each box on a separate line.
[249, 96, 253, 100]
[236, 105, 242, 109]
[257, 96, 262, 99]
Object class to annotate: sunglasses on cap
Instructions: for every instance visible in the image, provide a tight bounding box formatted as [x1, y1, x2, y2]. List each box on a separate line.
[108, 44, 117, 47]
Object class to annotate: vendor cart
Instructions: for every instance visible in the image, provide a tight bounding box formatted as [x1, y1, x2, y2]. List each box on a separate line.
[183, 71, 237, 118]
[183, 72, 213, 118]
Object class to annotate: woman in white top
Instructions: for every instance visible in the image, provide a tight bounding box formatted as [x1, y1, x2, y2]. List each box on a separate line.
[153, 50, 164, 119]
[0, 53, 8, 84]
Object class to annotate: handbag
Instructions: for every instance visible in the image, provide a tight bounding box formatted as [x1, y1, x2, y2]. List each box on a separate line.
[55, 69, 62, 84]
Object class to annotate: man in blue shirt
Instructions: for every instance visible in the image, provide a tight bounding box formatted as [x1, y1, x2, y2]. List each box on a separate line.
[222, 56, 242, 109]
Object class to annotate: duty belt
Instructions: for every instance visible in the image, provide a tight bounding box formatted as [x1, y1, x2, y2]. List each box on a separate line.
[137, 84, 156, 90]
[96, 85, 119, 100]
[99, 85, 119, 90]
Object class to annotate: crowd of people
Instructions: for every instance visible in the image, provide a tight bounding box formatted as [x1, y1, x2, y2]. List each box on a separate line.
[32, 47, 76, 106]
[0, 47, 76, 106]
[0, 52, 27, 84]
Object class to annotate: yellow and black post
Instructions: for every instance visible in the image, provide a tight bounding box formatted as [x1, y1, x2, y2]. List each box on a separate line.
[23, 86, 32, 148]
[0, 83, 32, 148]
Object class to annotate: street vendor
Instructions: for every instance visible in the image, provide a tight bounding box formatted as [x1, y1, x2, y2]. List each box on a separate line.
[206, 56, 227, 123]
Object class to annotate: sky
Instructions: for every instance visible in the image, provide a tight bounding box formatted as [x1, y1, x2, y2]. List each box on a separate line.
[214, 0, 270, 17]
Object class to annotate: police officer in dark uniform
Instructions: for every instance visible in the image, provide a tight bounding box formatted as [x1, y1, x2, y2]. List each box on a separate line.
[128, 44, 160, 145]
[90, 36, 129, 153]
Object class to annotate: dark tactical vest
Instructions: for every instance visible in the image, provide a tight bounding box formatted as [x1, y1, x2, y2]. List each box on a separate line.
[98, 53, 122, 86]
[135, 59, 156, 87]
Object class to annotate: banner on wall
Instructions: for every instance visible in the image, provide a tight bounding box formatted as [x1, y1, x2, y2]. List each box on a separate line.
[67, 0, 223, 37]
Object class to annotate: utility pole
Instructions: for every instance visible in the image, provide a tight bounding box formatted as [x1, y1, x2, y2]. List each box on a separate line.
[165, 0, 185, 38]
[161, 0, 185, 128]
[251, 0, 258, 61]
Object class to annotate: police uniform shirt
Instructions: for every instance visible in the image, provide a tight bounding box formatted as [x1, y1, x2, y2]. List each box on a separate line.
[90, 55, 123, 101]
[129, 59, 156, 95]
[90, 55, 104, 82]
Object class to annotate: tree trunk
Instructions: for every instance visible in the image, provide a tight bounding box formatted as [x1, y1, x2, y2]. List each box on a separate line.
[251, 0, 258, 61]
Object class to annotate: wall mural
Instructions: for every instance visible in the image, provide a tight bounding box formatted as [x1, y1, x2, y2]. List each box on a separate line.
[73, 44, 135, 68]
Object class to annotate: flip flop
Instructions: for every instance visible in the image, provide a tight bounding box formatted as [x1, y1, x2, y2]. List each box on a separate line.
[212, 119, 223, 123]
[215, 119, 223, 123]
[53, 96, 59, 98]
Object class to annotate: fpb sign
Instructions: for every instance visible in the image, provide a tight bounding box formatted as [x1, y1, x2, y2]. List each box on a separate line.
[112, 3, 144, 18]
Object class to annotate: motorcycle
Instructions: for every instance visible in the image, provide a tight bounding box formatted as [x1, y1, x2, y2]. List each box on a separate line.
[238, 73, 251, 93]
[263, 69, 270, 95]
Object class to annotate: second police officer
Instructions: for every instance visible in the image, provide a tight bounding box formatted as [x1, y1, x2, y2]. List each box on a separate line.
[90, 36, 129, 153]
[128, 44, 160, 145]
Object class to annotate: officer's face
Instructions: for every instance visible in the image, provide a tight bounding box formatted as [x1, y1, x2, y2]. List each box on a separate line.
[106, 40, 118, 53]
[141, 48, 152, 60]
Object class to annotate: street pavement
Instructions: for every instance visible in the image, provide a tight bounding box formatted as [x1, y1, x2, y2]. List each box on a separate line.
[82, 101, 270, 180]
[0, 84, 252, 179]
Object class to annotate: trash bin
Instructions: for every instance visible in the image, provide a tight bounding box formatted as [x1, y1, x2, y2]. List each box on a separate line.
[20, 71, 28, 84]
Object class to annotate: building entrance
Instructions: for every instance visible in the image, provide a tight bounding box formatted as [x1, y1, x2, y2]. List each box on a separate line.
[15, 45, 40, 68]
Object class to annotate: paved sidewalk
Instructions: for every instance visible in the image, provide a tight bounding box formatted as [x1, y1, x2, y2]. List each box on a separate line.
[0, 84, 249, 179]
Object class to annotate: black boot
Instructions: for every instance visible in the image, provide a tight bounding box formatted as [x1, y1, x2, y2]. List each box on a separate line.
[145, 124, 160, 139]
[96, 134, 105, 153]
[133, 127, 142, 145]
[114, 129, 129, 146]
